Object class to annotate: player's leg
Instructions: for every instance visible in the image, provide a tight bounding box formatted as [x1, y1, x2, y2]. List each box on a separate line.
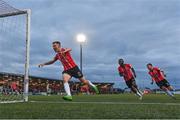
[132, 82, 143, 95]
[72, 66, 99, 94]
[78, 77, 99, 94]
[167, 86, 174, 91]
[166, 84, 176, 99]
[161, 86, 175, 99]
[164, 79, 176, 96]
[126, 80, 136, 93]
[160, 80, 176, 99]
[161, 86, 172, 96]
[165, 80, 174, 92]
[131, 86, 143, 99]
[62, 73, 73, 101]
[130, 80, 143, 99]
[129, 85, 137, 93]
[167, 85, 175, 95]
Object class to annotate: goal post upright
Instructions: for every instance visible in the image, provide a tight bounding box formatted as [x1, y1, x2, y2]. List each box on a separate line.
[24, 9, 31, 102]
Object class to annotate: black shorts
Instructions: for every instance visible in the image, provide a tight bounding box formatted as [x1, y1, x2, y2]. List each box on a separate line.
[156, 79, 170, 88]
[126, 78, 137, 88]
[62, 66, 83, 79]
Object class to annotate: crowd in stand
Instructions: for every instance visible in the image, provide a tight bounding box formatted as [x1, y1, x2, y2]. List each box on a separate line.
[0, 72, 114, 95]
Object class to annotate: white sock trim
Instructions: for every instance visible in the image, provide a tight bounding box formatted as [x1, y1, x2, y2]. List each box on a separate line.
[136, 91, 142, 97]
[64, 82, 71, 96]
[165, 90, 174, 97]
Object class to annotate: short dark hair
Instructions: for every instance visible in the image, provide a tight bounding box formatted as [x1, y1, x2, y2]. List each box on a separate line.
[118, 58, 124, 64]
[147, 63, 153, 66]
[119, 58, 124, 61]
[52, 41, 61, 45]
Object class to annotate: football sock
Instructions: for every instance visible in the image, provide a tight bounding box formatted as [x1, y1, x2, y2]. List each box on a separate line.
[171, 89, 175, 95]
[165, 90, 174, 97]
[88, 80, 95, 87]
[64, 82, 71, 96]
[136, 91, 142, 97]
[137, 89, 143, 95]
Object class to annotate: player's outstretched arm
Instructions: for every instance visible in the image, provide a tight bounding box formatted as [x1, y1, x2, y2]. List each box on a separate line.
[38, 57, 57, 68]
[131, 68, 137, 78]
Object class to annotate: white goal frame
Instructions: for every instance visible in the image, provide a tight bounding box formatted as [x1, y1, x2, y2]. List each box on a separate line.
[0, 9, 31, 103]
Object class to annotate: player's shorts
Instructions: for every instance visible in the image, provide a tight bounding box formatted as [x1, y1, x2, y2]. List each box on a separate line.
[156, 79, 170, 88]
[125, 78, 137, 88]
[62, 66, 83, 79]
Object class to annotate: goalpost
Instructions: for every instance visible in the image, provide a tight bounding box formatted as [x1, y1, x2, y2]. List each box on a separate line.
[0, 0, 31, 103]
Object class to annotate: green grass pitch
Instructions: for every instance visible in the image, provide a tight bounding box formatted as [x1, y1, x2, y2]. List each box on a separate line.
[0, 94, 180, 119]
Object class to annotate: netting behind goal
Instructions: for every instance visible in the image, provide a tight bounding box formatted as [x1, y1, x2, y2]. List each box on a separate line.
[0, 0, 30, 103]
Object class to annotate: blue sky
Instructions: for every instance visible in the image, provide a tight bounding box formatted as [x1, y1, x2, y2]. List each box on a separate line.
[1, 0, 180, 89]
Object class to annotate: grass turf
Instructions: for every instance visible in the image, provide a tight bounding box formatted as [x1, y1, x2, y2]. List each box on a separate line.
[0, 94, 180, 119]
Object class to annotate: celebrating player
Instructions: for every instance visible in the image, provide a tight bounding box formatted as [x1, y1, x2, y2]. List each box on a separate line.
[38, 41, 99, 101]
[118, 58, 143, 100]
[147, 63, 176, 99]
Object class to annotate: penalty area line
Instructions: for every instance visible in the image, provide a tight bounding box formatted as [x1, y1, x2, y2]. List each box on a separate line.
[29, 101, 180, 106]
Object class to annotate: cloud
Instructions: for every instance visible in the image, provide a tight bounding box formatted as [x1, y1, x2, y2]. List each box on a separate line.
[1, 0, 180, 89]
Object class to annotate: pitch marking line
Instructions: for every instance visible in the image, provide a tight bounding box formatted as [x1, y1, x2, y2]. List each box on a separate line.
[30, 101, 180, 106]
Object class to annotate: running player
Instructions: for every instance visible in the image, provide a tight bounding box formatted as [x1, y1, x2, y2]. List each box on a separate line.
[38, 41, 99, 101]
[118, 58, 143, 100]
[147, 63, 176, 99]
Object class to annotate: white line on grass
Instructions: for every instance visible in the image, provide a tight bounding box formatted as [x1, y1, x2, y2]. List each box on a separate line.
[30, 101, 180, 106]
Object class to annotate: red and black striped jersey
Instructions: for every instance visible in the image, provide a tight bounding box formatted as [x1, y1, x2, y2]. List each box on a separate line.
[55, 48, 77, 71]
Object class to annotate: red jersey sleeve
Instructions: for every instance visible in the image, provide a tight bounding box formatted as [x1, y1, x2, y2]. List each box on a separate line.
[126, 64, 132, 69]
[118, 66, 122, 73]
[54, 54, 58, 60]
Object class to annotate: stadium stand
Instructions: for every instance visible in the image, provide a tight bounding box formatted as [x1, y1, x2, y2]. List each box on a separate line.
[0, 72, 114, 95]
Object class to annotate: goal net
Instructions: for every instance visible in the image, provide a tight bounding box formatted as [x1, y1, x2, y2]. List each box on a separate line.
[0, 0, 30, 103]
